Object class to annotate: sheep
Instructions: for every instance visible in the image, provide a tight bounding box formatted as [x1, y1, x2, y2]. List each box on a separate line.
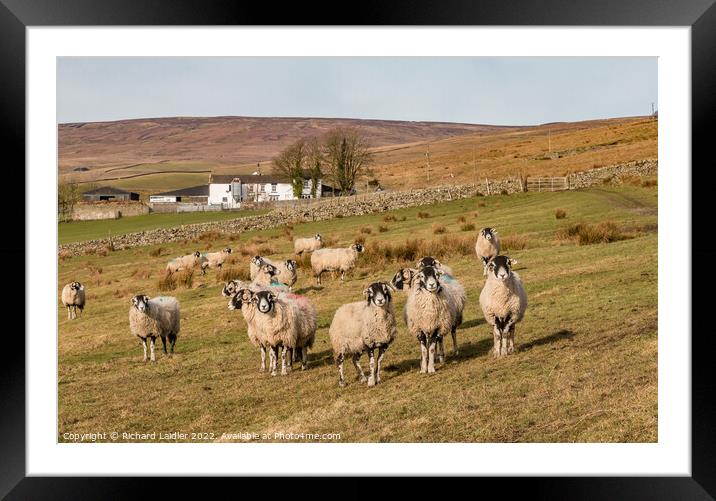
[475, 227, 501, 274]
[251, 263, 281, 287]
[249, 256, 298, 288]
[228, 288, 267, 372]
[392, 264, 466, 362]
[128, 294, 180, 362]
[310, 243, 365, 285]
[230, 289, 317, 376]
[479, 255, 527, 358]
[415, 256, 454, 277]
[166, 251, 202, 274]
[200, 247, 232, 272]
[294, 233, 323, 255]
[328, 282, 397, 387]
[61, 281, 85, 320]
[402, 266, 459, 374]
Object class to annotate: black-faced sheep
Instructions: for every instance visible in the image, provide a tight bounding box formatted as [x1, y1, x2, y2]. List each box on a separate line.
[391, 264, 466, 362]
[231, 289, 317, 376]
[475, 227, 501, 274]
[128, 294, 180, 362]
[479, 255, 527, 358]
[416, 256, 454, 277]
[294, 233, 323, 255]
[166, 251, 202, 274]
[61, 281, 85, 320]
[249, 256, 298, 288]
[329, 282, 397, 387]
[310, 243, 364, 285]
[402, 266, 459, 374]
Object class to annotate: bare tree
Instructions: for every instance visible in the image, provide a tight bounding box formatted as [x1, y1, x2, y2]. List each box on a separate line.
[323, 128, 373, 195]
[272, 139, 308, 198]
[306, 137, 324, 198]
[58, 180, 81, 222]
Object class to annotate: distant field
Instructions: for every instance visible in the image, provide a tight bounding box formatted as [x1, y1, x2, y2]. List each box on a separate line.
[58, 184, 657, 442]
[101, 172, 210, 194]
[59, 209, 269, 244]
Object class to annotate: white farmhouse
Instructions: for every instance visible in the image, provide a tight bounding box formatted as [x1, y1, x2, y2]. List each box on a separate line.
[208, 172, 322, 208]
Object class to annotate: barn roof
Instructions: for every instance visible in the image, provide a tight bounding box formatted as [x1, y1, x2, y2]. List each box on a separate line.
[210, 172, 314, 184]
[151, 185, 210, 197]
[82, 186, 136, 195]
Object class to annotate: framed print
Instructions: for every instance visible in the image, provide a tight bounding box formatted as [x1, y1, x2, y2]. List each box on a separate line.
[3, 0, 713, 496]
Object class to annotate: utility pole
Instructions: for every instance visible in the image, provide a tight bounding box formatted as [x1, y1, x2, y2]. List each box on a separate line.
[651, 102, 654, 116]
[548, 129, 551, 153]
[425, 144, 431, 183]
[473, 146, 477, 185]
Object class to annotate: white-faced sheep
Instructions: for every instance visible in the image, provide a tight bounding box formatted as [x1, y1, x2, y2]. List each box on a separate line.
[230, 289, 317, 376]
[310, 243, 364, 285]
[479, 255, 527, 358]
[401, 266, 461, 374]
[294, 233, 323, 255]
[475, 227, 501, 274]
[166, 251, 202, 274]
[392, 263, 466, 362]
[61, 281, 85, 320]
[128, 294, 180, 362]
[200, 247, 232, 272]
[328, 282, 397, 387]
[249, 256, 298, 288]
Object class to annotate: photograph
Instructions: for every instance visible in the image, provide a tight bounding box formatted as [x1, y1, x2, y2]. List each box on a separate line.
[55, 56, 659, 444]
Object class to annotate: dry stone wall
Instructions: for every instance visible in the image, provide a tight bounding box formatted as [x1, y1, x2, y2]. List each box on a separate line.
[60, 160, 657, 256]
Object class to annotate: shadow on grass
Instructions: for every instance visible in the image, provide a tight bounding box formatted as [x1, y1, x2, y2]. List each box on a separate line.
[382, 336, 495, 376]
[520, 329, 575, 351]
[458, 318, 483, 330]
[293, 286, 324, 295]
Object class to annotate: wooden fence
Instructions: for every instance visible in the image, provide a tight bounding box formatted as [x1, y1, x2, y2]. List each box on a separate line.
[526, 176, 570, 192]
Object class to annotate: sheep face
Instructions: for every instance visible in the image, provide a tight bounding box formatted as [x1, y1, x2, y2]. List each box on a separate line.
[314, 234, 322, 241]
[251, 255, 265, 266]
[415, 266, 443, 294]
[364, 282, 392, 307]
[261, 263, 278, 277]
[193, 251, 201, 258]
[252, 290, 276, 314]
[391, 268, 416, 291]
[285, 260, 297, 271]
[70, 281, 83, 291]
[480, 227, 497, 241]
[351, 243, 365, 253]
[223, 247, 232, 254]
[228, 288, 253, 310]
[131, 294, 151, 313]
[486, 255, 514, 281]
[222, 280, 239, 297]
[416, 256, 440, 270]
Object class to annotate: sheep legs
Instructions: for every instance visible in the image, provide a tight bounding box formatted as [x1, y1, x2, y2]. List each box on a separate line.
[269, 346, 278, 376]
[149, 337, 156, 362]
[161, 335, 168, 355]
[259, 345, 266, 372]
[451, 328, 459, 356]
[169, 333, 176, 355]
[376, 346, 387, 384]
[419, 335, 428, 373]
[352, 353, 367, 383]
[67, 306, 72, 320]
[336, 353, 346, 387]
[492, 319, 515, 358]
[366, 348, 376, 387]
[142, 338, 148, 362]
[427, 333, 438, 373]
[300, 347, 308, 371]
[282, 347, 293, 375]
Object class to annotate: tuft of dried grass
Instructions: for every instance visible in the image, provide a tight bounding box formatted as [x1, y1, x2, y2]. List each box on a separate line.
[217, 266, 250, 283]
[378, 225, 389, 233]
[432, 223, 447, 235]
[501, 234, 530, 251]
[456, 216, 466, 223]
[417, 211, 431, 219]
[360, 225, 373, 235]
[149, 246, 164, 257]
[557, 221, 627, 245]
[355, 235, 367, 245]
[199, 230, 224, 242]
[383, 215, 397, 222]
[555, 208, 567, 220]
[460, 223, 476, 232]
[58, 249, 72, 261]
[158, 269, 194, 291]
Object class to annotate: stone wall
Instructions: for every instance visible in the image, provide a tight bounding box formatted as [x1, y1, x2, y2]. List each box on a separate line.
[72, 201, 149, 221]
[60, 159, 657, 256]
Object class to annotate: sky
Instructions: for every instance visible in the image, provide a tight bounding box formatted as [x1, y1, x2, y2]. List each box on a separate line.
[57, 57, 657, 125]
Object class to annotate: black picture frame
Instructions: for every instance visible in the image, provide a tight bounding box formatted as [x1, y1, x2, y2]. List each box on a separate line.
[3, 0, 713, 497]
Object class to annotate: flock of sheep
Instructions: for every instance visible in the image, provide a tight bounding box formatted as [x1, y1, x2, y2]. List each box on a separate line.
[60, 227, 528, 386]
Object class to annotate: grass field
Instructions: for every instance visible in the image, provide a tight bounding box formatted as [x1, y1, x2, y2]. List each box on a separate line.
[58, 209, 269, 244]
[57, 184, 657, 443]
